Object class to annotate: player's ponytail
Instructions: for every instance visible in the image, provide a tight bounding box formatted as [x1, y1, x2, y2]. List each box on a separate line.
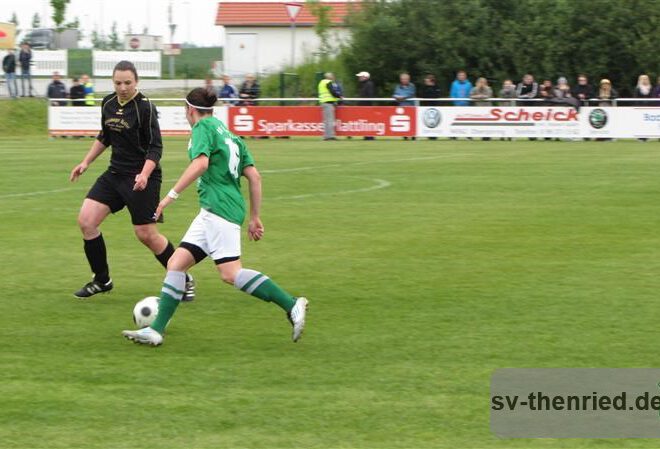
[186, 87, 217, 113]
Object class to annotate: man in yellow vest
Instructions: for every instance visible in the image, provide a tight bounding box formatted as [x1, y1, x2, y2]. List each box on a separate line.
[318, 72, 342, 141]
[81, 74, 95, 106]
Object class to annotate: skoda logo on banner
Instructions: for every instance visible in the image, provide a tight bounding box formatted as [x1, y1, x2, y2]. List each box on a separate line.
[423, 108, 442, 129]
[589, 108, 608, 129]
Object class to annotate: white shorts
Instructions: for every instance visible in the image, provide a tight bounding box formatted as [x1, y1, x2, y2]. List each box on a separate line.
[180, 209, 241, 263]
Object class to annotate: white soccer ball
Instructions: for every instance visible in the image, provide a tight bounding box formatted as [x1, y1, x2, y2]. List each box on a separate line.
[133, 296, 159, 328]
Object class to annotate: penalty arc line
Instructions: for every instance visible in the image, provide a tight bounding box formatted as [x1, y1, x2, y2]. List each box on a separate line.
[0, 153, 465, 200]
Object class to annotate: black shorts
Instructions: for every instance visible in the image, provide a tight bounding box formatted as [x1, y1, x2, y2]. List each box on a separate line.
[86, 170, 163, 225]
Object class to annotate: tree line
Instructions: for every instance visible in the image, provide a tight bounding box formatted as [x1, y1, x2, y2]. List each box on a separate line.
[341, 0, 659, 97]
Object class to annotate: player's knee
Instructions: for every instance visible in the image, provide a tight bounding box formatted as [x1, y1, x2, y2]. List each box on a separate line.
[77, 214, 98, 235]
[134, 227, 156, 246]
[220, 270, 236, 285]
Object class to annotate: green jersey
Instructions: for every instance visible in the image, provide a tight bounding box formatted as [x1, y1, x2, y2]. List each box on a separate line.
[188, 116, 255, 225]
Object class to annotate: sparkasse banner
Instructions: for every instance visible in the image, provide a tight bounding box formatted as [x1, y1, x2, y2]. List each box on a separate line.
[228, 106, 416, 137]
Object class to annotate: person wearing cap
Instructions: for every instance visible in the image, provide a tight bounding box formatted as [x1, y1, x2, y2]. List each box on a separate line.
[355, 71, 376, 140]
[553, 77, 571, 99]
[597, 79, 617, 106]
[551, 77, 579, 109]
[318, 72, 342, 141]
[356, 71, 375, 106]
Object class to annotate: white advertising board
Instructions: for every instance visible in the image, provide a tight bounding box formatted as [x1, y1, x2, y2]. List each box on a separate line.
[49, 105, 228, 136]
[417, 106, 660, 138]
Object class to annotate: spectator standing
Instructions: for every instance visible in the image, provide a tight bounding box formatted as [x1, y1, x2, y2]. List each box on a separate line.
[634, 74, 653, 105]
[418, 74, 441, 106]
[393, 73, 416, 106]
[318, 72, 342, 141]
[539, 79, 555, 104]
[204, 77, 214, 94]
[419, 74, 441, 140]
[3, 49, 18, 98]
[356, 71, 376, 140]
[450, 70, 472, 106]
[498, 79, 516, 106]
[571, 74, 594, 106]
[356, 71, 375, 106]
[553, 77, 571, 99]
[18, 42, 33, 97]
[47, 71, 67, 106]
[469, 77, 493, 106]
[238, 73, 260, 106]
[70, 77, 86, 106]
[597, 79, 618, 106]
[551, 76, 579, 109]
[393, 73, 416, 140]
[516, 74, 539, 105]
[81, 74, 94, 106]
[218, 74, 239, 105]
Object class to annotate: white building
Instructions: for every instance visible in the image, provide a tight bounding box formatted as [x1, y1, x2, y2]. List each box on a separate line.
[215, 1, 358, 77]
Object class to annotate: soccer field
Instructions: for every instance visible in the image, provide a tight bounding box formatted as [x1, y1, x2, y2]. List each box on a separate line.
[2, 136, 660, 448]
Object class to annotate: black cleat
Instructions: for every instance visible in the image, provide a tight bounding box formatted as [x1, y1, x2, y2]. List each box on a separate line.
[74, 279, 113, 298]
[182, 273, 195, 302]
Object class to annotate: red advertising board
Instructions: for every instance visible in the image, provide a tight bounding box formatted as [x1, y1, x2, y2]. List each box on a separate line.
[227, 106, 416, 137]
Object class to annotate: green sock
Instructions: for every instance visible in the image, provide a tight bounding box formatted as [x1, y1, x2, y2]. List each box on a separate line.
[151, 293, 179, 334]
[150, 271, 185, 334]
[234, 269, 296, 312]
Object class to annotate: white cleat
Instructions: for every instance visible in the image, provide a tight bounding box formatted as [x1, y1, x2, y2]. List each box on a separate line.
[122, 327, 163, 346]
[288, 297, 308, 342]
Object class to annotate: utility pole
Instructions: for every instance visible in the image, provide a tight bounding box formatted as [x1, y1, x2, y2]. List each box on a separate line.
[168, 1, 177, 79]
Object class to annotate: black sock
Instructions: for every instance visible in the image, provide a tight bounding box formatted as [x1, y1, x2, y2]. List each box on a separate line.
[84, 234, 109, 283]
[155, 241, 175, 269]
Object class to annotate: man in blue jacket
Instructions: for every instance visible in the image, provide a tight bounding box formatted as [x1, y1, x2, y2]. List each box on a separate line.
[393, 73, 416, 106]
[450, 70, 472, 106]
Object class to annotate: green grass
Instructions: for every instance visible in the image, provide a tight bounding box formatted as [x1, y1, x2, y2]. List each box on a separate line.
[2, 136, 660, 448]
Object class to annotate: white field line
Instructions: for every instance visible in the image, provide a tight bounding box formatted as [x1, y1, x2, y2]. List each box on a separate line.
[270, 178, 391, 201]
[0, 153, 467, 201]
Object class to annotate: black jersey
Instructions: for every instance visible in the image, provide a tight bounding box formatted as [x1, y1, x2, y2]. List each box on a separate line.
[96, 92, 163, 179]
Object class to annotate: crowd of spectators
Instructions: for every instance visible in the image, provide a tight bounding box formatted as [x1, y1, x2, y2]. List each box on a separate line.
[355, 71, 660, 107]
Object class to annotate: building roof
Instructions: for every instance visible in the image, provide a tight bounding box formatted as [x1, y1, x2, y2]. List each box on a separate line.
[216, 2, 358, 27]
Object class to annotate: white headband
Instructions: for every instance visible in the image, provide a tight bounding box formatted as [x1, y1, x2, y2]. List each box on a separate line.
[185, 99, 214, 110]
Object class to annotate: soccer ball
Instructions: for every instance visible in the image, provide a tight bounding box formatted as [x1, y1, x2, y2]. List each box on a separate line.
[132, 296, 159, 328]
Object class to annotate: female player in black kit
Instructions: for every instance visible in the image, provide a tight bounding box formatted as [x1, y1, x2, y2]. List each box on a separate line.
[69, 60, 194, 299]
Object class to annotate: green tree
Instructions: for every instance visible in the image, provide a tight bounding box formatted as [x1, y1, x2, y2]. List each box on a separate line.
[108, 21, 121, 50]
[342, 0, 660, 97]
[32, 13, 41, 29]
[91, 30, 107, 50]
[50, 0, 70, 32]
[308, 0, 334, 60]
[9, 12, 20, 38]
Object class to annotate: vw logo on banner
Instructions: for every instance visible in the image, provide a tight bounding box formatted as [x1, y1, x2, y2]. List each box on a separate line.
[423, 108, 442, 129]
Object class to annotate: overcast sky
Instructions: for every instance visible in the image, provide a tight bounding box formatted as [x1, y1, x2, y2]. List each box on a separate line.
[1, 0, 223, 47]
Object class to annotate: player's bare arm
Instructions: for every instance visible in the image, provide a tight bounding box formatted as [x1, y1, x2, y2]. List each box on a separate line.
[243, 165, 264, 241]
[69, 139, 107, 182]
[154, 155, 209, 220]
